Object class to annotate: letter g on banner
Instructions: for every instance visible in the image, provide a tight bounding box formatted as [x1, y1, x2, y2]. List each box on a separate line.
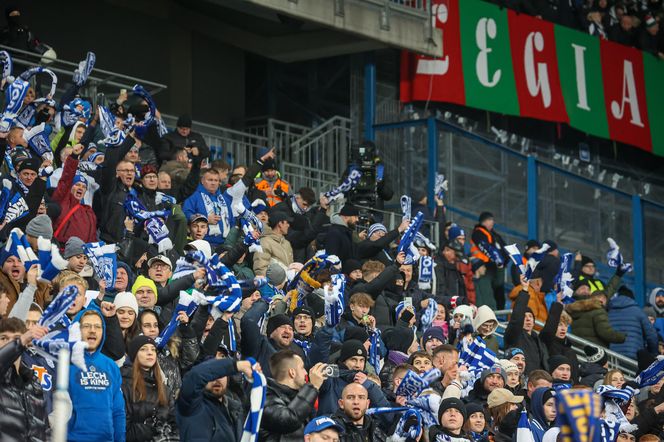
[524, 31, 551, 108]
[476, 17, 501, 87]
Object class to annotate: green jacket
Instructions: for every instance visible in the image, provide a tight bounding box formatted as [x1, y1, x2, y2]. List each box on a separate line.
[565, 298, 625, 347]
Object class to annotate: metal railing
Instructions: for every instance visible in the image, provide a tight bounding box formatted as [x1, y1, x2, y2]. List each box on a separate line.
[0, 44, 167, 105]
[492, 309, 639, 378]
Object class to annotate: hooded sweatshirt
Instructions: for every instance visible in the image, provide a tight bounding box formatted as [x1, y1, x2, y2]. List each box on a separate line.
[68, 305, 126, 442]
[530, 387, 554, 442]
[473, 305, 499, 354]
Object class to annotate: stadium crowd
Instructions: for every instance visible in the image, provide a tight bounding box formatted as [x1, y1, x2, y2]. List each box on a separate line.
[2, 16, 664, 442]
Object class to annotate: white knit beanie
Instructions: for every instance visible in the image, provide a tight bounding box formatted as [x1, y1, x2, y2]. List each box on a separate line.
[113, 291, 139, 315]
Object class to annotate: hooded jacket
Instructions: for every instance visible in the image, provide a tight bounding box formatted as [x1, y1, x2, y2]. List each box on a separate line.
[530, 387, 554, 442]
[0, 338, 49, 442]
[68, 306, 126, 442]
[565, 298, 625, 347]
[608, 295, 658, 359]
[182, 184, 235, 246]
[252, 229, 294, 276]
[473, 305, 499, 354]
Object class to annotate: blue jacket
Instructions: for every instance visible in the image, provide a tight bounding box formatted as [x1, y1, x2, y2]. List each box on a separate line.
[182, 184, 234, 245]
[608, 295, 659, 359]
[176, 358, 243, 442]
[68, 306, 126, 442]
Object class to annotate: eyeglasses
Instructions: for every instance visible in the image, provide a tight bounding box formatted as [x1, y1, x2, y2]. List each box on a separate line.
[80, 323, 102, 330]
[117, 169, 134, 173]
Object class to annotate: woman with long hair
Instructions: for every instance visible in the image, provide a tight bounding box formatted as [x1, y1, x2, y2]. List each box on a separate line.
[137, 309, 198, 401]
[113, 292, 140, 351]
[604, 369, 626, 388]
[121, 336, 177, 441]
[487, 388, 523, 442]
[463, 403, 490, 442]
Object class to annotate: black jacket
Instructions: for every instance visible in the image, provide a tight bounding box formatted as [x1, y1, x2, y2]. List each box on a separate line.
[331, 409, 387, 442]
[259, 379, 318, 442]
[503, 291, 549, 374]
[356, 229, 400, 265]
[539, 302, 580, 383]
[536, 254, 560, 294]
[324, 222, 356, 263]
[159, 130, 210, 164]
[434, 257, 467, 298]
[0, 338, 49, 442]
[176, 358, 245, 442]
[120, 365, 176, 442]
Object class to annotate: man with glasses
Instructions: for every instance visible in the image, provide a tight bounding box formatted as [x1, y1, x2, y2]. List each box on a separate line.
[575, 254, 628, 297]
[68, 307, 126, 441]
[100, 158, 138, 243]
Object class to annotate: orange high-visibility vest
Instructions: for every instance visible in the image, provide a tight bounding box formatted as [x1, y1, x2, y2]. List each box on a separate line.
[255, 178, 290, 207]
[470, 226, 493, 263]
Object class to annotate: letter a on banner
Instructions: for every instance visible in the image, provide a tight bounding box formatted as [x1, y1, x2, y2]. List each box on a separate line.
[399, 0, 465, 105]
[508, 11, 567, 122]
[600, 40, 652, 152]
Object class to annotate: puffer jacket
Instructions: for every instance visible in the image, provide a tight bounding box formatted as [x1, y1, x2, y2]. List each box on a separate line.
[565, 298, 626, 347]
[608, 295, 658, 359]
[0, 339, 49, 442]
[259, 379, 318, 442]
[120, 365, 177, 442]
[253, 230, 294, 276]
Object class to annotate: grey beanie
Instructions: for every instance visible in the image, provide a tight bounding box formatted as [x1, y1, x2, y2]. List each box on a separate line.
[26, 215, 53, 239]
[266, 262, 287, 286]
[64, 236, 85, 259]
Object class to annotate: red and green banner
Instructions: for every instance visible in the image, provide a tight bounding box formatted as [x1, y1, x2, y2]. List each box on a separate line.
[400, 0, 664, 156]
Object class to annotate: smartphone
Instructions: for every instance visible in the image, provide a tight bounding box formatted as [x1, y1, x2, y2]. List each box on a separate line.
[404, 297, 413, 309]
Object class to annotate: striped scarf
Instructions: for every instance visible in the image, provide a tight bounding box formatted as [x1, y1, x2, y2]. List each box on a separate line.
[82, 241, 117, 289]
[241, 360, 267, 442]
[124, 188, 172, 252]
[369, 328, 383, 374]
[395, 368, 442, 399]
[32, 285, 88, 371]
[324, 274, 345, 327]
[324, 167, 362, 202]
[398, 212, 424, 265]
[155, 291, 200, 351]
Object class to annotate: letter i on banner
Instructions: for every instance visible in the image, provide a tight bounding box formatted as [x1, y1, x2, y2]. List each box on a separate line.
[554, 25, 609, 139]
[401, 0, 466, 105]
[507, 11, 568, 123]
[600, 40, 652, 152]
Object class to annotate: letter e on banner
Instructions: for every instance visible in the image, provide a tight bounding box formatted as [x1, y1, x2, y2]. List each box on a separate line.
[600, 40, 652, 152]
[508, 11, 567, 122]
[400, 0, 465, 105]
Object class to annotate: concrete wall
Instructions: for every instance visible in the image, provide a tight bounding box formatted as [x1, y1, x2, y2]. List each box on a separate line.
[17, 0, 245, 127]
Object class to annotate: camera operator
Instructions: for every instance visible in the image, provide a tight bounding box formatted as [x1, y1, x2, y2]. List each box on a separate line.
[346, 140, 393, 223]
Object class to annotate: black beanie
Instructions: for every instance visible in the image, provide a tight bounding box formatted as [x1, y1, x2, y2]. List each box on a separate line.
[382, 327, 415, 354]
[584, 345, 608, 366]
[344, 326, 369, 343]
[464, 402, 488, 421]
[266, 314, 292, 337]
[580, 255, 594, 267]
[128, 335, 156, 362]
[438, 397, 467, 424]
[548, 355, 571, 373]
[342, 259, 363, 275]
[292, 306, 315, 320]
[339, 339, 367, 363]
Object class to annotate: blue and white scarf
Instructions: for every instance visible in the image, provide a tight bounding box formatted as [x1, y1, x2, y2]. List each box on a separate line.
[36, 236, 68, 283]
[82, 241, 117, 288]
[0, 50, 12, 86]
[555, 252, 575, 303]
[419, 298, 437, 332]
[201, 191, 231, 238]
[418, 255, 435, 291]
[505, 243, 549, 281]
[72, 51, 95, 87]
[155, 291, 200, 350]
[394, 409, 423, 441]
[406, 394, 441, 428]
[400, 195, 412, 220]
[97, 104, 127, 147]
[19, 66, 57, 99]
[32, 285, 87, 371]
[184, 251, 243, 300]
[0, 228, 38, 271]
[595, 385, 638, 434]
[0, 179, 29, 225]
[395, 368, 442, 399]
[23, 123, 53, 161]
[0, 77, 30, 132]
[397, 212, 424, 264]
[369, 328, 383, 374]
[124, 188, 173, 252]
[16, 97, 56, 129]
[324, 273, 346, 327]
[458, 336, 497, 372]
[61, 98, 91, 128]
[635, 357, 664, 387]
[434, 174, 447, 200]
[607, 237, 633, 274]
[324, 167, 362, 202]
[516, 409, 536, 442]
[241, 359, 267, 442]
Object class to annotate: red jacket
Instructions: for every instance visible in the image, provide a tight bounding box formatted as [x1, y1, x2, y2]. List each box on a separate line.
[52, 156, 98, 244]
